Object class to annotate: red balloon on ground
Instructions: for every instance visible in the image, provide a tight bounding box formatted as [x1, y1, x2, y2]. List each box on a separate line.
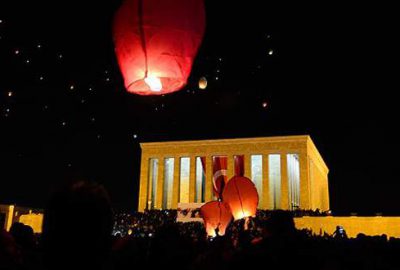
[222, 176, 259, 220]
[113, 0, 206, 95]
[200, 201, 232, 237]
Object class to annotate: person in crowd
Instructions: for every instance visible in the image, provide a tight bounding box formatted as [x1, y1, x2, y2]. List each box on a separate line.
[0, 229, 20, 270]
[9, 222, 40, 269]
[333, 225, 348, 239]
[42, 181, 113, 270]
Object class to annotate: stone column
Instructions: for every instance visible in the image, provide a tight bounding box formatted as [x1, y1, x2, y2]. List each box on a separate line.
[155, 156, 165, 209]
[172, 156, 180, 209]
[227, 155, 235, 180]
[244, 154, 251, 179]
[262, 153, 270, 209]
[323, 174, 330, 211]
[280, 153, 289, 210]
[6, 205, 15, 232]
[205, 156, 213, 201]
[189, 156, 196, 202]
[299, 153, 311, 210]
[138, 154, 149, 212]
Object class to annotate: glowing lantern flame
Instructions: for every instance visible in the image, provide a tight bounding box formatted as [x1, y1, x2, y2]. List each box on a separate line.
[145, 76, 163, 92]
[222, 176, 259, 221]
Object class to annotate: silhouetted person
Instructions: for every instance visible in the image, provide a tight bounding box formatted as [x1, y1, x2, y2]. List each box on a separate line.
[42, 181, 113, 269]
[10, 222, 35, 250]
[148, 225, 193, 270]
[0, 229, 20, 270]
[333, 225, 348, 239]
[9, 222, 39, 269]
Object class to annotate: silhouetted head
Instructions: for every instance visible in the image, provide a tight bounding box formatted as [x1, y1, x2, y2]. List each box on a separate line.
[42, 181, 112, 269]
[10, 222, 35, 249]
[9, 222, 25, 243]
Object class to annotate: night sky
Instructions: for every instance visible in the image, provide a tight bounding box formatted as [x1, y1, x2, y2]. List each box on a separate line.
[0, 1, 398, 214]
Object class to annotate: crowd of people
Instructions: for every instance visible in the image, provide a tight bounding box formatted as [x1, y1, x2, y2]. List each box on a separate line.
[2, 181, 400, 270]
[111, 208, 330, 239]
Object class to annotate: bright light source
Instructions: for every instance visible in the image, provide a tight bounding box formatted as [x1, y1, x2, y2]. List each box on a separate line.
[235, 210, 252, 220]
[144, 76, 162, 92]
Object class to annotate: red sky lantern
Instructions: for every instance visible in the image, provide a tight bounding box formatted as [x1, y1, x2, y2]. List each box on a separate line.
[222, 176, 259, 220]
[113, 0, 206, 95]
[200, 201, 232, 237]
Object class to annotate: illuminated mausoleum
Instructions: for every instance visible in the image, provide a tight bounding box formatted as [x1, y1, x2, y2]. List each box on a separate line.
[138, 135, 329, 212]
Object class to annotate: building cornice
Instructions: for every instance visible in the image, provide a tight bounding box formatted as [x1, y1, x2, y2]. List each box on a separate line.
[140, 135, 310, 149]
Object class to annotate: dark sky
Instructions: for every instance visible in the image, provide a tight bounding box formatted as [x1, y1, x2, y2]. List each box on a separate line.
[0, 1, 398, 214]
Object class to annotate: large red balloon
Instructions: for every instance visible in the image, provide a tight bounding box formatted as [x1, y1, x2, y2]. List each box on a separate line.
[222, 176, 259, 220]
[200, 201, 232, 237]
[113, 0, 206, 95]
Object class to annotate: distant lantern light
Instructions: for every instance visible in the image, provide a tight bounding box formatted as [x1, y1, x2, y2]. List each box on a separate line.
[198, 76, 207, 89]
[7, 91, 13, 97]
[14, 50, 20, 55]
[262, 101, 268, 108]
[222, 176, 259, 220]
[268, 49, 274, 55]
[113, 0, 206, 96]
[200, 201, 232, 237]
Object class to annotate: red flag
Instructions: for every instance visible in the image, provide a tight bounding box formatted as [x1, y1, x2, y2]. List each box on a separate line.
[212, 156, 227, 199]
[234, 155, 244, 176]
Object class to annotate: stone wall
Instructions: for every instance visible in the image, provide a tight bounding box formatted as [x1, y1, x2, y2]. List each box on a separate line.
[295, 216, 400, 238]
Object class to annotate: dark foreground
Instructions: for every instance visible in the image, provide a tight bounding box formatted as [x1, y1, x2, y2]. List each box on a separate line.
[1, 181, 399, 270]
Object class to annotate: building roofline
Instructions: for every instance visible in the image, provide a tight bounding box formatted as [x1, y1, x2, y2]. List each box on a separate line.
[140, 135, 328, 173]
[140, 135, 310, 148]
